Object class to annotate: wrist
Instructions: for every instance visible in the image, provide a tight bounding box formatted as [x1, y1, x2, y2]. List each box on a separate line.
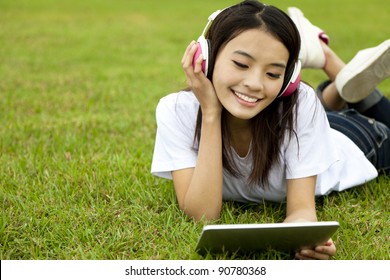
[201, 110, 222, 124]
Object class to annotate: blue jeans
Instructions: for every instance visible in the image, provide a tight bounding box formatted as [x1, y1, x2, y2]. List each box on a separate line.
[327, 110, 390, 175]
[317, 81, 390, 175]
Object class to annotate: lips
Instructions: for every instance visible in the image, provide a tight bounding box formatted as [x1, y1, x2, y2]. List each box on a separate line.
[233, 91, 259, 103]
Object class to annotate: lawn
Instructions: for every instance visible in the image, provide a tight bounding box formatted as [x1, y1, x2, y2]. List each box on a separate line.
[0, 0, 389, 260]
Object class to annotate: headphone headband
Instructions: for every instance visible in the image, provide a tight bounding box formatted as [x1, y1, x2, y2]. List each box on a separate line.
[200, 9, 224, 37]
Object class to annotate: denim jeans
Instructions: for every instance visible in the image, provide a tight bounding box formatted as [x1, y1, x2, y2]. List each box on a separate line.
[316, 80, 390, 175]
[326, 110, 390, 175]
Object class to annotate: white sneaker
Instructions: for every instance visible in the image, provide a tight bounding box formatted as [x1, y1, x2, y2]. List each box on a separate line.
[288, 7, 328, 69]
[335, 39, 390, 103]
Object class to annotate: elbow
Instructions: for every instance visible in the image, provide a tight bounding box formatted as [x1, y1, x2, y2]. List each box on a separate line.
[190, 210, 221, 222]
[179, 204, 221, 222]
[177, 195, 222, 222]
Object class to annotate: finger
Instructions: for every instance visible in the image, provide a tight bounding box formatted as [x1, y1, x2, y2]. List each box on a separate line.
[297, 249, 330, 260]
[295, 252, 316, 260]
[193, 53, 204, 74]
[315, 243, 336, 257]
[181, 41, 195, 64]
[324, 238, 334, 247]
[181, 41, 197, 69]
[295, 252, 315, 260]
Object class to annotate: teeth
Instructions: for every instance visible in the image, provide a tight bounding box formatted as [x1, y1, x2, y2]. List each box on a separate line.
[234, 91, 258, 103]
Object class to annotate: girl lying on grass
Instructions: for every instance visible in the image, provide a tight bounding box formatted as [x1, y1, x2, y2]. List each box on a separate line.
[151, 0, 390, 259]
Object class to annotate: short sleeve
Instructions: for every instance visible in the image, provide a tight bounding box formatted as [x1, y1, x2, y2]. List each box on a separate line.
[284, 84, 339, 179]
[151, 92, 199, 179]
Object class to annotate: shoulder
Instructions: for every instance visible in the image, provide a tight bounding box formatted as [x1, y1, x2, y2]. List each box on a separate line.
[156, 90, 199, 128]
[157, 90, 199, 109]
[295, 82, 326, 123]
[296, 82, 321, 108]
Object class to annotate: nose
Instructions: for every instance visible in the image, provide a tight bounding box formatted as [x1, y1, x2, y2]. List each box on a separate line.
[243, 70, 264, 91]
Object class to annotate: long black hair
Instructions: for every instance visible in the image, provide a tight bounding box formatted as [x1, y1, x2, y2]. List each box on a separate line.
[194, 0, 301, 186]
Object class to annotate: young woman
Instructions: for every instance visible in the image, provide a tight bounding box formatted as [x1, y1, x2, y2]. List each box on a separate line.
[151, 0, 390, 259]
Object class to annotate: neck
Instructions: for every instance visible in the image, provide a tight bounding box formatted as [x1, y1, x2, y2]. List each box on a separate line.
[226, 112, 252, 132]
[226, 113, 252, 157]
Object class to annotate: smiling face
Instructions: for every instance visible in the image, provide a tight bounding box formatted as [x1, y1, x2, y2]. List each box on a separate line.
[212, 28, 289, 122]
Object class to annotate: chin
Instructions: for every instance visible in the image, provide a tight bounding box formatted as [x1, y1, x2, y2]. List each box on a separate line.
[227, 108, 264, 120]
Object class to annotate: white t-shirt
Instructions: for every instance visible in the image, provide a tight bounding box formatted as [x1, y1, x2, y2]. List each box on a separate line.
[151, 83, 378, 203]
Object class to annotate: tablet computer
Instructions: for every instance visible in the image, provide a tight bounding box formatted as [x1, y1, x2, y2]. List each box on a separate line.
[195, 221, 339, 255]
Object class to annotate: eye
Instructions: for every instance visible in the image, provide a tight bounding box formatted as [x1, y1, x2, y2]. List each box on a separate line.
[267, 72, 282, 79]
[232, 60, 248, 69]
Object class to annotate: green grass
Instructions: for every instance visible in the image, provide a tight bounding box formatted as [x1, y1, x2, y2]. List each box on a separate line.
[0, 0, 389, 260]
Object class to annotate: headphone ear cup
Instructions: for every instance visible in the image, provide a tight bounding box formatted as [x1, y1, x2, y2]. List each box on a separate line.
[281, 72, 301, 97]
[192, 36, 210, 75]
[278, 60, 301, 97]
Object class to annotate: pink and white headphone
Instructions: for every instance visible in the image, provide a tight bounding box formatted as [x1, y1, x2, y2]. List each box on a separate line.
[192, 8, 301, 97]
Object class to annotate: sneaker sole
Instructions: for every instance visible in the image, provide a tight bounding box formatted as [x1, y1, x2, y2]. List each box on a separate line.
[337, 41, 390, 103]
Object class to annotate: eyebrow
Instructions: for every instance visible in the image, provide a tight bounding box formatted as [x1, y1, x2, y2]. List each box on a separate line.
[233, 50, 287, 69]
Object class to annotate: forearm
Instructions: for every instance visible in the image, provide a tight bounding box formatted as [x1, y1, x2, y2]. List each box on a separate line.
[284, 176, 317, 223]
[183, 114, 223, 220]
[284, 209, 317, 223]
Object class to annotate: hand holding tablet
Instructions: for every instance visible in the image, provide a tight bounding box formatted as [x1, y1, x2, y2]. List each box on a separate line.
[195, 221, 339, 255]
